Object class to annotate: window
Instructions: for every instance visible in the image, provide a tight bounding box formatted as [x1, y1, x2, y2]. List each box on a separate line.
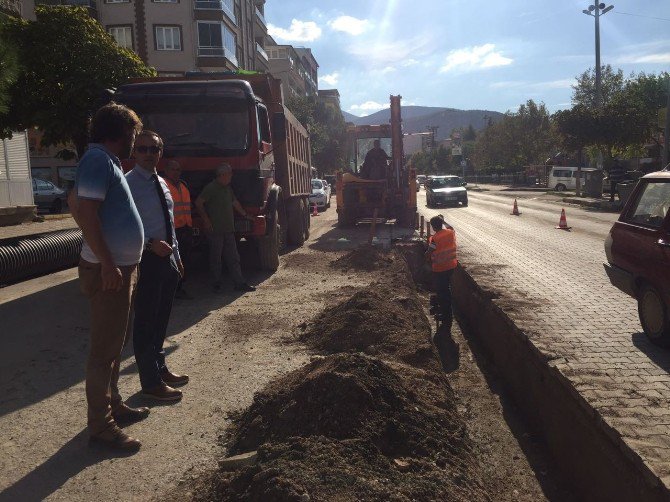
[155, 26, 181, 51]
[197, 21, 237, 64]
[257, 105, 270, 143]
[108, 26, 133, 49]
[105, 0, 129, 3]
[193, 0, 235, 23]
[625, 181, 670, 228]
[153, 0, 177, 2]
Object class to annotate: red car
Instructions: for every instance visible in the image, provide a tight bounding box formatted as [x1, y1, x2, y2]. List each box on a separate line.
[604, 170, 670, 346]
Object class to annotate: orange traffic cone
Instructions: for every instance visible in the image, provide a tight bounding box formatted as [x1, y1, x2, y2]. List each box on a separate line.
[556, 208, 571, 230]
[312, 202, 319, 216]
[511, 198, 520, 215]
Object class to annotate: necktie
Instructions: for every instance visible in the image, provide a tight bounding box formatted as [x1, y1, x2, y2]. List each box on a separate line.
[152, 174, 173, 245]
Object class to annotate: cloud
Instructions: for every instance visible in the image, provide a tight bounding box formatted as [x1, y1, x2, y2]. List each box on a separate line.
[440, 44, 513, 73]
[490, 79, 574, 90]
[320, 72, 339, 86]
[349, 101, 391, 114]
[617, 52, 670, 64]
[402, 59, 419, 67]
[380, 66, 397, 74]
[348, 36, 435, 66]
[268, 19, 322, 42]
[328, 15, 370, 36]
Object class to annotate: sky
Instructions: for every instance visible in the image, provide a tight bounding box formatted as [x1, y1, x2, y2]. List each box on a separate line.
[264, 0, 670, 117]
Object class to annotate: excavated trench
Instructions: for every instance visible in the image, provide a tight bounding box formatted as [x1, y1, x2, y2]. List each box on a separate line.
[173, 242, 559, 502]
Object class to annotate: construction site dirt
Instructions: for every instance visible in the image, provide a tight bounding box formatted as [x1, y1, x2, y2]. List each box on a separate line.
[167, 218, 572, 501]
[1, 210, 570, 501]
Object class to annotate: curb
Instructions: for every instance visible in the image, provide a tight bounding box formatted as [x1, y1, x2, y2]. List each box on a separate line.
[452, 265, 668, 502]
[561, 196, 621, 211]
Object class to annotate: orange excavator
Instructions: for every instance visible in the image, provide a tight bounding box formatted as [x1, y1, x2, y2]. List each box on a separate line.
[335, 95, 417, 227]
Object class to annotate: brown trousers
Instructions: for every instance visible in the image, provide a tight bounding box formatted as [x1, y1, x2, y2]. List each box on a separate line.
[79, 260, 138, 435]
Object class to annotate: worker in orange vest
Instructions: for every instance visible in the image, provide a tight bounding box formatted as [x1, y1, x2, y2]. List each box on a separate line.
[425, 214, 458, 332]
[164, 160, 193, 299]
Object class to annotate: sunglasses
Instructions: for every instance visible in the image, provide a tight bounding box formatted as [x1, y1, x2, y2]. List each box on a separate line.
[135, 145, 162, 154]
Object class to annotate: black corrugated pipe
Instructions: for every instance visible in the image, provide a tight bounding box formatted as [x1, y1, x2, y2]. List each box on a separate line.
[0, 229, 83, 285]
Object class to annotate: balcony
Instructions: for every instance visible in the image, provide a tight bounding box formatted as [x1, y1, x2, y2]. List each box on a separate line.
[255, 6, 266, 27]
[256, 42, 268, 61]
[0, 0, 21, 16]
[194, 0, 236, 24]
[198, 46, 238, 67]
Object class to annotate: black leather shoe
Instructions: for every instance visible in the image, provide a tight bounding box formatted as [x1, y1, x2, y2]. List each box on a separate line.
[234, 283, 256, 292]
[112, 403, 150, 425]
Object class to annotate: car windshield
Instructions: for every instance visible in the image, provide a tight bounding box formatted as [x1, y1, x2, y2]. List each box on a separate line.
[312, 180, 323, 189]
[126, 98, 250, 158]
[430, 177, 462, 188]
[626, 181, 670, 228]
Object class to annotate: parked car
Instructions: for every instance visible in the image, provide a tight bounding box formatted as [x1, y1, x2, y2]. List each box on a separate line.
[548, 166, 598, 191]
[310, 179, 329, 211]
[425, 175, 468, 207]
[604, 171, 670, 346]
[320, 179, 332, 207]
[32, 178, 67, 213]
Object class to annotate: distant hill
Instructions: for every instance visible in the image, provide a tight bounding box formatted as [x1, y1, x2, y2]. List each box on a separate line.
[342, 106, 504, 141]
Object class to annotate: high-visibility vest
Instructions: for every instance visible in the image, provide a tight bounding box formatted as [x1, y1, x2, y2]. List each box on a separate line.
[167, 179, 192, 228]
[429, 228, 457, 272]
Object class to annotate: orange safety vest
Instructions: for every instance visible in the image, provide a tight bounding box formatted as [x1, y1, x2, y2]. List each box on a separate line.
[166, 179, 192, 228]
[429, 228, 457, 272]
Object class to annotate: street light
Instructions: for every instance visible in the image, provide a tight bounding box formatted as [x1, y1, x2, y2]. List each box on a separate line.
[583, 3, 614, 108]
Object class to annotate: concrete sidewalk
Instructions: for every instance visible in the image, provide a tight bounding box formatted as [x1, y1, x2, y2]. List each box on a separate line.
[0, 215, 78, 241]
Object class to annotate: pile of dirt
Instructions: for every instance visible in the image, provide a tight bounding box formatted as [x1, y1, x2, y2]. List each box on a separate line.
[330, 245, 395, 271]
[204, 354, 488, 501]
[300, 283, 435, 369]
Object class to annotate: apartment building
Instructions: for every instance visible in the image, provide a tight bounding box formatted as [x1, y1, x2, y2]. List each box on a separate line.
[266, 43, 318, 97]
[35, 0, 269, 74]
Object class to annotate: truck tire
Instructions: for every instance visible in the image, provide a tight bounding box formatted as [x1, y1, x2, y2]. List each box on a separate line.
[287, 198, 305, 246]
[337, 209, 355, 228]
[258, 209, 280, 271]
[397, 208, 417, 228]
[638, 283, 670, 347]
[303, 198, 310, 240]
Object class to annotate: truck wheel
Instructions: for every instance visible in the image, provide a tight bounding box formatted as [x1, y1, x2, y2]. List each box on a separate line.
[397, 209, 417, 228]
[337, 209, 355, 228]
[638, 284, 670, 347]
[258, 209, 279, 271]
[303, 198, 310, 240]
[287, 199, 305, 246]
[555, 184, 566, 192]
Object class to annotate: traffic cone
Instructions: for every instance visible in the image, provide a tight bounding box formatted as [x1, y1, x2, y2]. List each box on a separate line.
[556, 208, 571, 230]
[511, 198, 520, 215]
[312, 202, 319, 216]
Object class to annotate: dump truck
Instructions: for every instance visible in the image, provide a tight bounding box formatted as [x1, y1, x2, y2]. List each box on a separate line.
[111, 72, 312, 271]
[336, 95, 416, 227]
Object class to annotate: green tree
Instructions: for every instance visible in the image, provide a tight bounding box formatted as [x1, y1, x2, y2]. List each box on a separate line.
[0, 23, 20, 116]
[572, 65, 625, 108]
[0, 6, 155, 155]
[473, 99, 557, 170]
[286, 95, 347, 173]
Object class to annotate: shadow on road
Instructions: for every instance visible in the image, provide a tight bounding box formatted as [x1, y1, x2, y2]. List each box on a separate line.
[632, 332, 670, 373]
[0, 429, 136, 502]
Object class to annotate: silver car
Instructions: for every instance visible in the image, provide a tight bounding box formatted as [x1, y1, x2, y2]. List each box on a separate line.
[32, 178, 67, 213]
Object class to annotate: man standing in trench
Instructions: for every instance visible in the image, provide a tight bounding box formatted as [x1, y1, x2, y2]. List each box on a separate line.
[425, 214, 458, 334]
[69, 103, 146, 452]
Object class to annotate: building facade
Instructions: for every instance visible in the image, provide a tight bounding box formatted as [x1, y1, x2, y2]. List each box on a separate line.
[266, 43, 318, 97]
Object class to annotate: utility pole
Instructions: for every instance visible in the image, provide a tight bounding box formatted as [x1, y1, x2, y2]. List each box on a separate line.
[582, 3, 614, 108]
[664, 76, 670, 169]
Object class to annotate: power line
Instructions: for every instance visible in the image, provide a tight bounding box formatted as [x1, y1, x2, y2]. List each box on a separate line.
[613, 11, 670, 22]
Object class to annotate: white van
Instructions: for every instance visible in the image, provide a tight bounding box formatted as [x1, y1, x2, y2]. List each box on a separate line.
[548, 166, 597, 191]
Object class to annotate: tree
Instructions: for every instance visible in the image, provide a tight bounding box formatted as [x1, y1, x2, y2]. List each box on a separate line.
[473, 99, 557, 170]
[572, 65, 625, 108]
[0, 23, 20, 116]
[0, 6, 156, 155]
[286, 95, 347, 173]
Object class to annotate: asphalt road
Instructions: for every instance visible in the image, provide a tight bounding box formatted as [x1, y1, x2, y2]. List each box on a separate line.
[417, 188, 670, 487]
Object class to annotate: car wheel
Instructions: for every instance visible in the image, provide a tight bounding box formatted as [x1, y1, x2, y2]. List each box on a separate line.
[638, 284, 670, 347]
[50, 198, 63, 214]
[555, 184, 566, 192]
[462, 198, 468, 207]
[426, 196, 433, 208]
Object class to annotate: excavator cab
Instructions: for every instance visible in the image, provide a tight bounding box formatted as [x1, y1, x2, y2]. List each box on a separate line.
[336, 95, 417, 227]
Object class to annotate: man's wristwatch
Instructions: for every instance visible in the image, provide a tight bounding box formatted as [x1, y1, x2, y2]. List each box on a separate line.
[145, 238, 154, 251]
